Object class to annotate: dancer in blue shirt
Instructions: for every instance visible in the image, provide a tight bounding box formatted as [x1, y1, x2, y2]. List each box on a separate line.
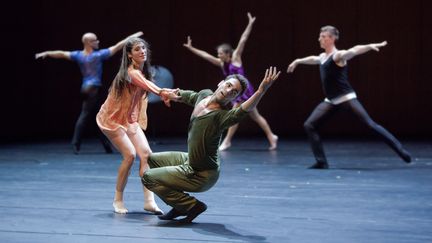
[36, 31, 143, 154]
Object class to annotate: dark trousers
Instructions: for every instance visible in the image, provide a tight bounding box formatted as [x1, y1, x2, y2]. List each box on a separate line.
[71, 86, 110, 147]
[304, 99, 407, 163]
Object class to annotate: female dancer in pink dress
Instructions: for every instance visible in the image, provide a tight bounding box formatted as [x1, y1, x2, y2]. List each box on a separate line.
[183, 12, 278, 151]
[97, 37, 179, 214]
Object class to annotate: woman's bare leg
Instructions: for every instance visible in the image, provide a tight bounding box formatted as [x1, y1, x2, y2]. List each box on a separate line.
[249, 107, 278, 150]
[219, 103, 241, 151]
[219, 124, 239, 151]
[103, 129, 136, 214]
[128, 128, 163, 214]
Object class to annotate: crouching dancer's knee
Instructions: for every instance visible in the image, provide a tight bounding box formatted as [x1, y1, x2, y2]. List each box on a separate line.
[141, 171, 155, 189]
[147, 154, 157, 168]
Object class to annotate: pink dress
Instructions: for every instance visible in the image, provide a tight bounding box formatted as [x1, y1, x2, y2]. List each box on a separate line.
[97, 70, 151, 135]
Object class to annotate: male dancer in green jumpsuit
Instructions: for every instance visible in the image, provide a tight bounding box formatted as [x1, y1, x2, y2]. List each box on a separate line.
[142, 67, 281, 223]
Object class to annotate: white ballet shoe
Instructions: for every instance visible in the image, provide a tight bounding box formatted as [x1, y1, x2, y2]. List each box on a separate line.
[113, 201, 128, 214]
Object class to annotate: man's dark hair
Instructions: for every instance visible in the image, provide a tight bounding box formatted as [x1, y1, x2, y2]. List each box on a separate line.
[225, 74, 248, 97]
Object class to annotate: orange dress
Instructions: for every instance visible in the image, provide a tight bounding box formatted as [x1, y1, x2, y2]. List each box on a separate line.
[97, 71, 150, 135]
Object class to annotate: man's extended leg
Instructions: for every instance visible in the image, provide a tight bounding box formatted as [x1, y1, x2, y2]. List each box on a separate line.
[343, 99, 411, 162]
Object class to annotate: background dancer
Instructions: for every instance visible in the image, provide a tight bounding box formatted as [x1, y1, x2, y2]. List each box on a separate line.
[287, 25, 412, 169]
[35, 31, 143, 154]
[183, 12, 278, 151]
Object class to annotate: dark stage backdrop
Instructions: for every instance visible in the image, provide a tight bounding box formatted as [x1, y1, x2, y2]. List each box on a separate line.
[2, 0, 431, 142]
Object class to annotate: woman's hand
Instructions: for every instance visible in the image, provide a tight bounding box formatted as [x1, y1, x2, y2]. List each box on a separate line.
[160, 88, 181, 107]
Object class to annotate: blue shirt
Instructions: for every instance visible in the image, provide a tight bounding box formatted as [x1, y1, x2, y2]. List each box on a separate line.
[70, 48, 111, 89]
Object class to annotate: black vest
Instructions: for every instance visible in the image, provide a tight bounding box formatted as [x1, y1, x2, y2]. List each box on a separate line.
[319, 55, 354, 99]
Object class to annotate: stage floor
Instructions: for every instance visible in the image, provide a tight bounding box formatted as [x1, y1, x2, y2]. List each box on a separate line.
[0, 138, 431, 243]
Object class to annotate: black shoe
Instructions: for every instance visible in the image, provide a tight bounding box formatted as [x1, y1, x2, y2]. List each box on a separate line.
[158, 208, 186, 220]
[178, 201, 207, 223]
[400, 149, 412, 163]
[72, 144, 80, 155]
[308, 162, 329, 169]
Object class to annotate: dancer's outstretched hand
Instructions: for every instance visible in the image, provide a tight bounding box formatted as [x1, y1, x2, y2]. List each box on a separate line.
[258, 66, 281, 92]
[247, 12, 256, 25]
[183, 36, 193, 49]
[370, 41, 387, 52]
[35, 52, 46, 60]
[130, 31, 144, 38]
[160, 88, 181, 107]
[287, 60, 297, 73]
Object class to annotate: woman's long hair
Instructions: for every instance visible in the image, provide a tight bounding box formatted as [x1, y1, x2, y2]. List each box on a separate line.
[111, 37, 152, 98]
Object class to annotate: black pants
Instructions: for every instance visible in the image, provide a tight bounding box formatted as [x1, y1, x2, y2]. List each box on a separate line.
[304, 99, 407, 163]
[71, 86, 110, 147]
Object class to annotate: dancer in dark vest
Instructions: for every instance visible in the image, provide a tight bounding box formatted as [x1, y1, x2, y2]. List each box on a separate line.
[287, 25, 412, 169]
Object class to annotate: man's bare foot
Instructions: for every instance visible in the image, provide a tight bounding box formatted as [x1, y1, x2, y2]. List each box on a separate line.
[113, 200, 128, 214]
[268, 135, 278, 150]
[219, 141, 231, 151]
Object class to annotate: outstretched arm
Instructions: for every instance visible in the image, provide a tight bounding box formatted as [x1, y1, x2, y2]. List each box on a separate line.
[286, 55, 321, 73]
[183, 36, 222, 66]
[241, 67, 281, 112]
[232, 12, 256, 63]
[164, 89, 199, 107]
[129, 70, 180, 107]
[108, 31, 144, 56]
[333, 41, 387, 62]
[35, 51, 71, 60]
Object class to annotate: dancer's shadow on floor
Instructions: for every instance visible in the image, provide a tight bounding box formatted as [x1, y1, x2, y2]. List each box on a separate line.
[100, 213, 267, 242]
[334, 166, 418, 171]
[156, 221, 267, 242]
[100, 211, 158, 223]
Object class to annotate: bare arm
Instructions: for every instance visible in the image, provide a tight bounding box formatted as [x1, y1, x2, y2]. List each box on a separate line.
[108, 31, 144, 56]
[35, 51, 71, 60]
[334, 41, 387, 62]
[183, 36, 222, 66]
[286, 55, 321, 73]
[129, 70, 180, 107]
[231, 12, 256, 63]
[241, 67, 281, 112]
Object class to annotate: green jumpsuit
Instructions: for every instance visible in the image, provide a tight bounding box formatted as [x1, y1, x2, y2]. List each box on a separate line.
[142, 89, 248, 213]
